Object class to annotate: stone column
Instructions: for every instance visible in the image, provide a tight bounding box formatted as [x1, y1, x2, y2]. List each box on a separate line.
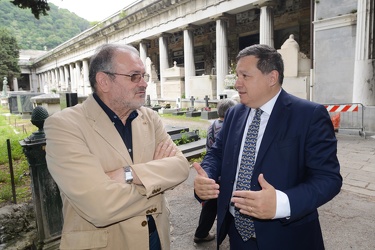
[48, 71, 54, 91]
[352, 0, 375, 105]
[75, 61, 82, 94]
[13, 77, 18, 91]
[40, 73, 44, 92]
[64, 65, 70, 91]
[54, 68, 59, 91]
[139, 40, 148, 67]
[259, 4, 274, 47]
[42, 73, 48, 93]
[216, 18, 229, 98]
[183, 26, 196, 99]
[69, 64, 74, 92]
[159, 34, 169, 98]
[52, 70, 56, 89]
[59, 67, 65, 90]
[82, 59, 90, 95]
[47, 72, 51, 91]
[38, 74, 42, 92]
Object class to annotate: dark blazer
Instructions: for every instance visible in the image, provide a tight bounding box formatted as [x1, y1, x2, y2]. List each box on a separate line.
[201, 89, 342, 249]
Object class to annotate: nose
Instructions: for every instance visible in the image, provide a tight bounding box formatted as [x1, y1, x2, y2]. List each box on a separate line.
[139, 77, 148, 88]
[234, 78, 241, 91]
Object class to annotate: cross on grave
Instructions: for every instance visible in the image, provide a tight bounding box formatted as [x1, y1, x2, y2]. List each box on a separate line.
[204, 95, 210, 107]
[190, 96, 195, 107]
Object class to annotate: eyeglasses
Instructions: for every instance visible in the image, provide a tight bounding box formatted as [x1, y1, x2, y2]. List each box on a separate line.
[103, 71, 150, 83]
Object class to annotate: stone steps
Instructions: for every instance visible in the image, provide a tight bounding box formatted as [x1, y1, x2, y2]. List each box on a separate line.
[166, 125, 206, 160]
[177, 138, 206, 160]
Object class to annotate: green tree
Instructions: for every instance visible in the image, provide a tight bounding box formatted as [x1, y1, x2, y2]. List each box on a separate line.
[10, 0, 50, 19]
[0, 28, 20, 85]
[0, 1, 91, 50]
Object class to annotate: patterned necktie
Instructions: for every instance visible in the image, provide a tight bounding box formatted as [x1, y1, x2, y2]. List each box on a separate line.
[234, 108, 263, 241]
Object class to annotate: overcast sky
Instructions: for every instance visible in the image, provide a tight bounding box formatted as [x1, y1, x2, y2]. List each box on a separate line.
[48, 0, 137, 21]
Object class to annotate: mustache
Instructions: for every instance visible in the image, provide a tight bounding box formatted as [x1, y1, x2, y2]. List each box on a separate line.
[136, 87, 146, 92]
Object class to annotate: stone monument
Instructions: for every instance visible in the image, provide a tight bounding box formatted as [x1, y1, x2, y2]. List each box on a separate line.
[186, 96, 201, 117]
[277, 34, 311, 99]
[200, 95, 219, 120]
[2, 77, 8, 97]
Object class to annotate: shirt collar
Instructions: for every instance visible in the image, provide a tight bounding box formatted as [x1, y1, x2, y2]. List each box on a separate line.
[259, 88, 282, 116]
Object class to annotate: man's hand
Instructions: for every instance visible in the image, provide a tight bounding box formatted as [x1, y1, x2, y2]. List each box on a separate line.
[106, 141, 176, 185]
[106, 168, 125, 183]
[154, 141, 176, 160]
[193, 162, 220, 200]
[231, 174, 276, 219]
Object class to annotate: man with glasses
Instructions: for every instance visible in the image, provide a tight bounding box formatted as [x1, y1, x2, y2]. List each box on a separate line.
[45, 44, 190, 249]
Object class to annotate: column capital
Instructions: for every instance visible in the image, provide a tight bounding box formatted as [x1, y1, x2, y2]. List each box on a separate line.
[159, 32, 172, 38]
[181, 24, 199, 31]
[254, 0, 277, 8]
[210, 13, 233, 21]
[140, 39, 151, 44]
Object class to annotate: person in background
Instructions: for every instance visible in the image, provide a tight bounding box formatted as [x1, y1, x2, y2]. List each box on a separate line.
[194, 98, 237, 244]
[44, 43, 190, 250]
[193, 44, 342, 249]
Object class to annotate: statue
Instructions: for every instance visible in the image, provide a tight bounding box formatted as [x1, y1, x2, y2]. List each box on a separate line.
[2, 77, 8, 97]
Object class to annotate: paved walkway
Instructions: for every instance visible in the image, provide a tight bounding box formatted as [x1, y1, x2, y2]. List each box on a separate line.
[161, 115, 375, 250]
[336, 133, 375, 197]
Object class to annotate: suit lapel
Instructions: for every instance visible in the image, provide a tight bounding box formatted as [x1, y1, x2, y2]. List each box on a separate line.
[130, 110, 148, 164]
[224, 105, 250, 180]
[83, 95, 133, 164]
[255, 90, 291, 171]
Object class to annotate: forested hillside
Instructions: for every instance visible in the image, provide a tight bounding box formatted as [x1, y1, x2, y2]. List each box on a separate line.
[0, 1, 92, 50]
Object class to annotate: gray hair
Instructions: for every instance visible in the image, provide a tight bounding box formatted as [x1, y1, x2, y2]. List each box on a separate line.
[88, 44, 139, 92]
[217, 99, 237, 118]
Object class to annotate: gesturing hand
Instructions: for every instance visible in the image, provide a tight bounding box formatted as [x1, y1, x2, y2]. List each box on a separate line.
[193, 162, 220, 200]
[231, 174, 276, 219]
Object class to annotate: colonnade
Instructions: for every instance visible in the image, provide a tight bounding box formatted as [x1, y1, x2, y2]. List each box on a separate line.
[36, 1, 276, 99]
[37, 60, 91, 95]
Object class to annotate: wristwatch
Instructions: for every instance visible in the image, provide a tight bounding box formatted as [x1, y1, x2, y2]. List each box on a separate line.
[124, 166, 133, 184]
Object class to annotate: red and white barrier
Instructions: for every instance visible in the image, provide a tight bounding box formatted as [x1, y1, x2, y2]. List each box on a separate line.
[323, 103, 366, 137]
[324, 104, 359, 112]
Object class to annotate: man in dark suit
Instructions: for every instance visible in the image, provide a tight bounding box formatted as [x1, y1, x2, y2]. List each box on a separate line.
[193, 44, 342, 249]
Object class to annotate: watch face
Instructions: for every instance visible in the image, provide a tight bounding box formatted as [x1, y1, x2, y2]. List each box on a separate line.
[124, 166, 133, 183]
[125, 172, 132, 180]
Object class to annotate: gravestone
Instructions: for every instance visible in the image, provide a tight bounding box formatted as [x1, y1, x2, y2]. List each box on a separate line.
[219, 94, 227, 99]
[176, 97, 181, 108]
[60, 92, 78, 110]
[201, 95, 218, 120]
[172, 109, 186, 116]
[204, 95, 211, 111]
[186, 96, 201, 117]
[145, 95, 152, 107]
[190, 96, 195, 110]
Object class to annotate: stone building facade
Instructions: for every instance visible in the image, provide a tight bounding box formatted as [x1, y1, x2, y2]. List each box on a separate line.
[14, 0, 375, 133]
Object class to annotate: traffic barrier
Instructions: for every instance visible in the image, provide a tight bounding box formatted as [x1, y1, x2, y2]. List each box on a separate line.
[325, 104, 359, 112]
[323, 103, 366, 138]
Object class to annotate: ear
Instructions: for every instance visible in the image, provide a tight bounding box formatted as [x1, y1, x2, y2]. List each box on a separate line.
[268, 70, 279, 87]
[96, 72, 111, 93]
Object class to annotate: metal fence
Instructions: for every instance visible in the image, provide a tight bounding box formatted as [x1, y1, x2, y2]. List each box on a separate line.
[324, 103, 366, 138]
